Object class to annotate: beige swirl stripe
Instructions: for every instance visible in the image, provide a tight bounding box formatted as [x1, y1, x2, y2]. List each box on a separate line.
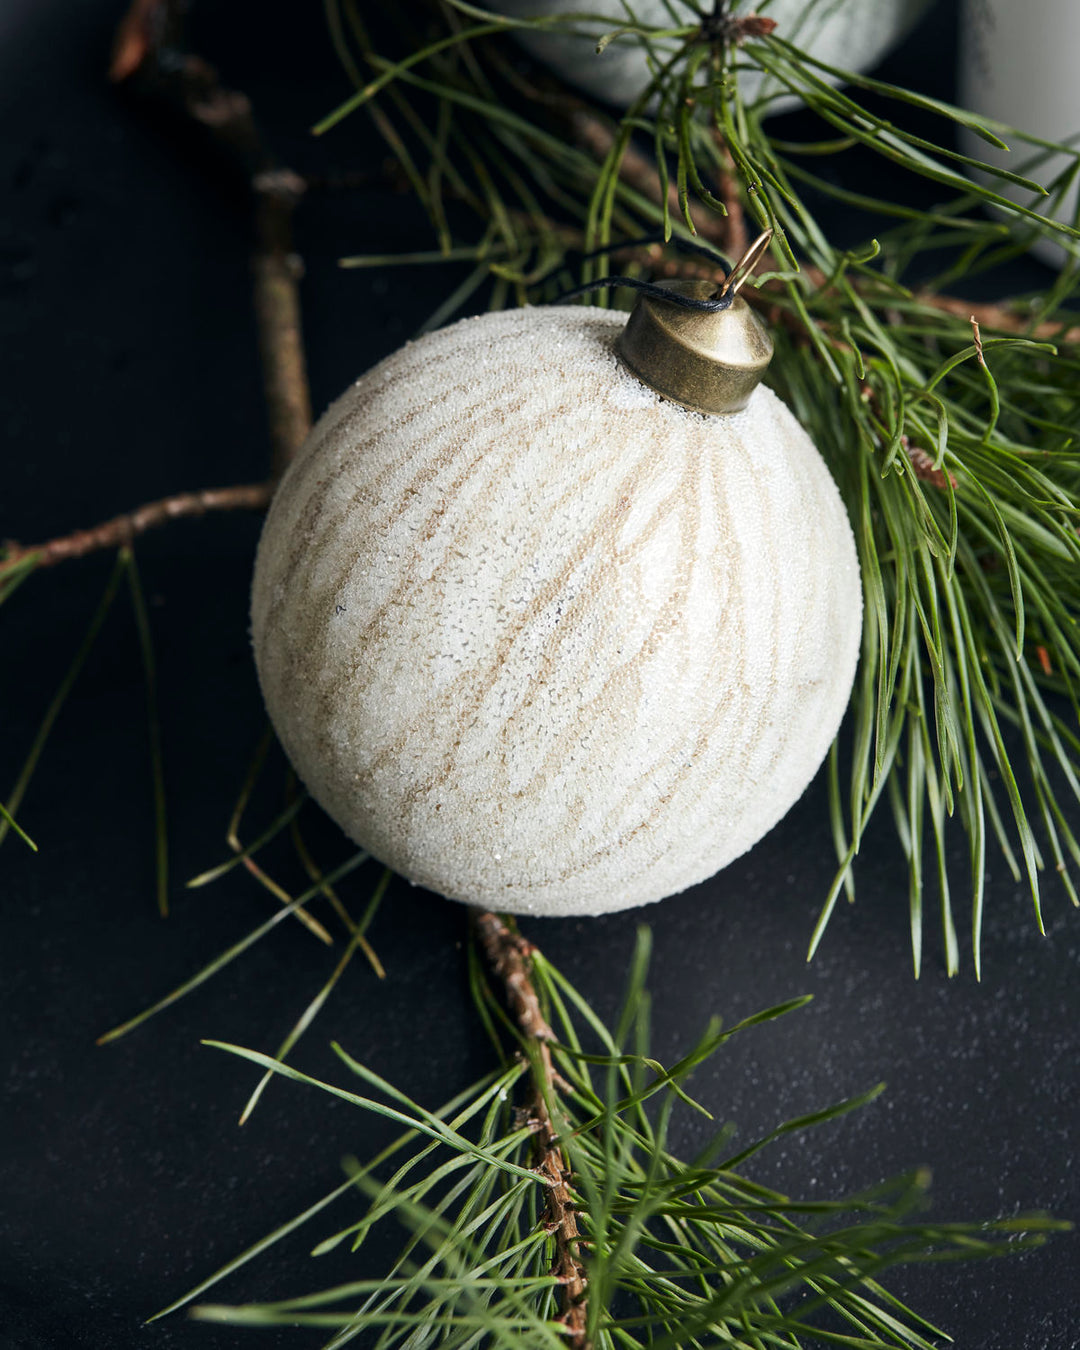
[251, 306, 862, 917]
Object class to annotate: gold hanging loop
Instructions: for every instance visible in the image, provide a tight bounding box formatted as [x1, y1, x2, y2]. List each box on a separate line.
[717, 228, 774, 299]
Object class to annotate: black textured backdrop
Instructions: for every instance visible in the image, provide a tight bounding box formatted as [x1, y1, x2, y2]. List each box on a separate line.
[0, 3, 1076, 1348]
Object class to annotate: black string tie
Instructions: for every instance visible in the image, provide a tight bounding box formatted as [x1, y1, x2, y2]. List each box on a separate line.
[548, 229, 772, 313]
[557, 275, 735, 312]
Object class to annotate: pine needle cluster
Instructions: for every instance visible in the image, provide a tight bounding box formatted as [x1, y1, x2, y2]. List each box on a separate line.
[318, 0, 1080, 973]
[1, 8, 1074, 1347]
[152, 925, 1064, 1347]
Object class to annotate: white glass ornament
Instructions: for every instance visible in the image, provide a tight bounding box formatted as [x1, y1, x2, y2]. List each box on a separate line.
[251, 286, 861, 919]
[490, 0, 931, 112]
[959, 0, 1080, 268]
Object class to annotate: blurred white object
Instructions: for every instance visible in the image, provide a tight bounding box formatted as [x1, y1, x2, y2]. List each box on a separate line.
[959, 0, 1080, 266]
[491, 0, 932, 113]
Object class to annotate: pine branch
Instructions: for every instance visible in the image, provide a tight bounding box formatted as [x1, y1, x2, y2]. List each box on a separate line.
[473, 910, 588, 1348]
[154, 922, 1067, 1344]
[577, 108, 1077, 340]
[320, 4, 1080, 971]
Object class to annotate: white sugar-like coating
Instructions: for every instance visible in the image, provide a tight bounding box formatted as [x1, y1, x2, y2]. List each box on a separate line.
[251, 306, 862, 917]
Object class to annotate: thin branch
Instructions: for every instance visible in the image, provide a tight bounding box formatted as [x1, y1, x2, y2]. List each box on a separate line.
[0, 484, 272, 580]
[253, 170, 313, 481]
[473, 911, 588, 1350]
[2, 4, 322, 585]
[111, 0, 312, 479]
[919, 291, 1080, 345]
[970, 313, 987, 367]
[712, 130, 748, 259]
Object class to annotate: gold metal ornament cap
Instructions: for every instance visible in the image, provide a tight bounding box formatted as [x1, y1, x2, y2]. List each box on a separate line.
[616, 231, 774, 416]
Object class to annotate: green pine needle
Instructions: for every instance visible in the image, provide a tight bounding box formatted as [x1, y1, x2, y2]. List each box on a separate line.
[236, 867, 393, 1125]
[0, 797, 36, 852]
[156, 924, 1067, 1347]
[0, 551, 127, 852]
[319, 0, 1080, 973]
[96, 850, 370, 1045]
[123, 546, 170, 918]
[186, 793, 309, 889]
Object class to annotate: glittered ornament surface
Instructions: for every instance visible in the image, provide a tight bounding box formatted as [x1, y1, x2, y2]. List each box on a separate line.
[252, 306, 861, 917]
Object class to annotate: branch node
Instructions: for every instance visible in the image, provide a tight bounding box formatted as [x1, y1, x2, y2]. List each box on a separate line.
[473, 911, 589, 1347]
[254, 167, 307, 203]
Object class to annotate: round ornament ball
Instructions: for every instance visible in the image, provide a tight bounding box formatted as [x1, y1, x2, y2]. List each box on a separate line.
[489, 0, 931, 111]
[251, 300, 861, 919]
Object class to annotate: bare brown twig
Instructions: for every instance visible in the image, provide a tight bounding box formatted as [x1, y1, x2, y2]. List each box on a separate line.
[712, 132, 748, 259]
[473, 911, 588, 1350]
[927, 292, 1080, 346]
[970, 313, 987, 367]
[2, 2, 316, 584]
[111, 0, 313, 479]
[252, 168, 312, 481]
[0, 484, 272, 580]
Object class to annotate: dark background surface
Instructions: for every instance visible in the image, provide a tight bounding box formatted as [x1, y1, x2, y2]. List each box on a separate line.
[0, 2, 1076, 1348]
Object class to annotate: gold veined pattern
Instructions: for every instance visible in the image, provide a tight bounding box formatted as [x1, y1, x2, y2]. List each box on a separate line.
[252, 306, 861, 916]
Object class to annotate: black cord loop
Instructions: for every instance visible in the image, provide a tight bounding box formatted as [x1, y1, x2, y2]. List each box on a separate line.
[550, 231, 738, 312]
[557, 275, 734, 311]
